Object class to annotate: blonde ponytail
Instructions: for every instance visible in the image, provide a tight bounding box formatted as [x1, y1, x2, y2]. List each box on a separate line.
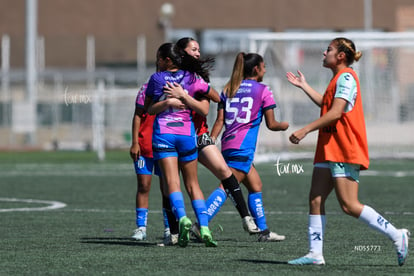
[224, 52, 245, 98]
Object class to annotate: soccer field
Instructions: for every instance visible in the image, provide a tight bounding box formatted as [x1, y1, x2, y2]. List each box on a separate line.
[0, 151, 413, 275]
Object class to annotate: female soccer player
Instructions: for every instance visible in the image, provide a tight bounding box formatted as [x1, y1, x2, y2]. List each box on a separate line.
[210, 52, 289, 242]
[145, 42, 217, 247]
[173, 37, 259, 235]
[129, 82, 180, 244]
[286, 37, 409, 266]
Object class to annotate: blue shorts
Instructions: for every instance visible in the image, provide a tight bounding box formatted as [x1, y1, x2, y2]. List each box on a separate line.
[222, 148, 254, 174]
[315, 162, 361, 183]
[134, 155, 161, 176]
[152, 133, 198, 162]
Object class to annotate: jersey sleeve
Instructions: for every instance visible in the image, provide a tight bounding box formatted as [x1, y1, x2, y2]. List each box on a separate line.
[193, 74, 210, 96]
[146, 73, 165, 102]
[135, 83, 148, 109]
[335, 72, 357, 112]
[262, 86, 277, 111]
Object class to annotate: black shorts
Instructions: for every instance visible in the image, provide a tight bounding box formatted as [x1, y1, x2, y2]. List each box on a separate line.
[197, 133, 215, 151]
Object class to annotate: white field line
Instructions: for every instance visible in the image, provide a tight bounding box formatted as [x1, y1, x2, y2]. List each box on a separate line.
[62, 209, 414, 216]
[0, 168, 413, 177]
[0, 197, 66, 212]
[1, 199, 412, 215]
[0, 163, 132, 177]
[0, 161, 413, 177]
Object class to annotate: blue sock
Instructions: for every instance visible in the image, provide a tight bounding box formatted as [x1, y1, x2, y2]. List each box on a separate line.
[162, 208, 170, 229]
[136, 208, 148, 228]
[192, 199, 209, 227]
[169, 192, 186, 220]
[248, 192, 268, 231]
[205, 188, 227, 222]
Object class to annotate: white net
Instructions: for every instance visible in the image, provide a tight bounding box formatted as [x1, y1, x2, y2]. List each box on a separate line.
[240, 32, 414, 159]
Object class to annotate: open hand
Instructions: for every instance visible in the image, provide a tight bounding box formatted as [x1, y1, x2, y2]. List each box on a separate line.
[286, 70, 306, 88]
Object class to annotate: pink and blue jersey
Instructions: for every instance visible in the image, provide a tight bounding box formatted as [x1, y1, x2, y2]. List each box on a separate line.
[146, 70, 210, 136]
[219, 79, 276, 152]
[135, 83, 147, 108]
[134, 83, 156, 158]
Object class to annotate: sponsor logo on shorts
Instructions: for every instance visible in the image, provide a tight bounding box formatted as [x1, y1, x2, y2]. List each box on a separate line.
[137, 158, 145, 169]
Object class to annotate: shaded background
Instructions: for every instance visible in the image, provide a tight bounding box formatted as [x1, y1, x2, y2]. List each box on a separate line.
[0, 0, 413, 160]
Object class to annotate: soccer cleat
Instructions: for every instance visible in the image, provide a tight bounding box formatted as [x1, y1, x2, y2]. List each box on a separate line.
[258, 231, 285, 242]
[394, 228, 410, 266]
[170, 233, 178, 245]
[131, 227, 147, 241]
[163, 227, 171, 240]
[242, 216, 260, 234]
[161, 227, 171, 245]
[288, 253, 326, 265]
[178, 216, 192, 247]
[200, 226, 218, 247]
[190, 222, 203, 242]
[158, 233, 179, 247]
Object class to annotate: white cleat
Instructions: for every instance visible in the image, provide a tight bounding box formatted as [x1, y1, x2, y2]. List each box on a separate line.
[258, 231, 285, 242]
[170, 233, 178, 245]
[394, 228, 410, 266]
[131, 227, 147, 241]
[288, 252, 325, 265]
[242, 216, 260, 234]
[163, 227, 171, 240]
[158, 233, 178, 247]
[162, 227, 171, 244]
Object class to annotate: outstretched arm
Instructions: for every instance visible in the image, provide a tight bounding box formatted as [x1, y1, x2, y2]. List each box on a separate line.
[286, 70, 323, 107]
[289, 97, 346, 144]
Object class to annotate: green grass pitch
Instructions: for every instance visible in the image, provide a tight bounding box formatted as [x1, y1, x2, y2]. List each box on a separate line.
[0, 151, 413, 275]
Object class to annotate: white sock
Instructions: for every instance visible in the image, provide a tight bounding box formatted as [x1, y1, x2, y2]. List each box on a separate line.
[308, 214, 325, 256]
[358, 205, 400, 242]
